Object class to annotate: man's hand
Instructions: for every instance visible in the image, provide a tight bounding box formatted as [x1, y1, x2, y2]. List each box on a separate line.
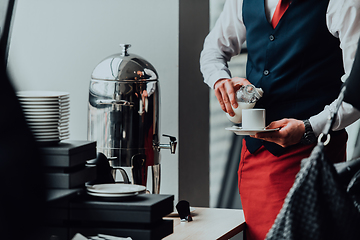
[252, 118, 306, 148]
[214, 77, 251, 116]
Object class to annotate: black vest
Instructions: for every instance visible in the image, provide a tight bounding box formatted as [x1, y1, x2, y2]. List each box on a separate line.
[242, 0, 344, 156]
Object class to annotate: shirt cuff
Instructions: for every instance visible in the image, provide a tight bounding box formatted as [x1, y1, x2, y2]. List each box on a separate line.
[309, 110, 329, 137]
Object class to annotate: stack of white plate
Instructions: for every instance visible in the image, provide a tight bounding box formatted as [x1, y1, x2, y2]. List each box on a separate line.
[16, 90, 70, 144]
[86, 183, 147, 198]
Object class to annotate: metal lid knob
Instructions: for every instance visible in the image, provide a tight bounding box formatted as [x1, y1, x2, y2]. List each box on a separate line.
[119, 43, 131, 57]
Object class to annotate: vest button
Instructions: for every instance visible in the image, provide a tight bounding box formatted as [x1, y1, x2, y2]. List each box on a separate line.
[269, 35, 275, 41]
[263, 70, 270, 76]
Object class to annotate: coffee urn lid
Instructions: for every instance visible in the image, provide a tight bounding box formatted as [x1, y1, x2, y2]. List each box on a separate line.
[91, 44, 158, 82]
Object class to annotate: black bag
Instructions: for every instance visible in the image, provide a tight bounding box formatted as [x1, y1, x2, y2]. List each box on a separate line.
[265, 86, 360, 240]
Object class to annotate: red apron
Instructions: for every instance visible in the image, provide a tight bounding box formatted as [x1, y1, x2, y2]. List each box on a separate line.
[238, 132, 347, 240]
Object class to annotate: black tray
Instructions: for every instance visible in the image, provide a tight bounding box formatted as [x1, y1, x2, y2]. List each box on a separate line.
[40, 140, 96, 167]
[69, 194, 174, 224]
[45, 165, 96, 189]
[69, 219, 173, 240]
[46, 194, 174, 240]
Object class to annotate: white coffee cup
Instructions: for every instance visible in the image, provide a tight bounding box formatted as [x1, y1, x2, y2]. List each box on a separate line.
[242, 108, 265, 129]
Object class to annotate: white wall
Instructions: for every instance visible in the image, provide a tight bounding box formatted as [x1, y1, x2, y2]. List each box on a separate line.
[8, 0, 180, 201]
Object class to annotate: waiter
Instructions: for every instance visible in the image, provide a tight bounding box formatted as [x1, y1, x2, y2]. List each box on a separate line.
[200, 0, 360, 239]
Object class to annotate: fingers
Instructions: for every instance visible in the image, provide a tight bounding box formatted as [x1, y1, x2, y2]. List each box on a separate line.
[254, 128, 283, 141]
[214, 79, 231, 113]
[265, 119, 288, 129]
[214, 77, 250, 116]
[252, 119, 305, 148]
[225, 80, 237, 110]
[214, 79, 236, 116]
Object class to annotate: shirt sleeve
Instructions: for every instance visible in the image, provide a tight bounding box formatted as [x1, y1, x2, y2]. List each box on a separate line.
[344, 39, 360, 110]
[199, 0, 246, 88]
[309, 0, 360, 136]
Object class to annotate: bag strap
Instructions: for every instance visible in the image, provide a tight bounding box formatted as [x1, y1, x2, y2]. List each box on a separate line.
[318, 85, 347, 145]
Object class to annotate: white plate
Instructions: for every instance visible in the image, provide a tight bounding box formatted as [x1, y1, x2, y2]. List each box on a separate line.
[86, 183, 146, 194]
[24, 114, 60, 119]
[26, 118, 60, 123]
[25, 113, 61, 118]
[26, 117, 69, 122]
[34, 133, 69, 139]
[19, 99, 70, 107]
[29, 126, 59, 130]
[18, 96, 69, 100]
[87, 191, 145, 198]
[34, 133, 60, 138]
[17, 95, 70, 99]
[22, 106, 69, 111]
[31, 129, 59, 134]
[32, 130, 66, 135]
[24, 112, 70, 118]
[23, 109, 61, 113]
[17, 91, 69, 98]
[33, 134, 69, 139]
[225, 126, 280, 135]
[35, 137, 60, 141]
[60, 135, 70, 140]
[20, 102, 60, 108]
[19, 99, 69, 104]
[32, 130, 69, 136]
[22, 109, 70, 114]
[19, 98, 60, 103]
[27, 121, 60, 126]
[20, 105, 61, 109]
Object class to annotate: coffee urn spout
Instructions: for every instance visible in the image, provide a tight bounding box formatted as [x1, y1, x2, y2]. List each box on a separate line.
[156, 134, 177, 154]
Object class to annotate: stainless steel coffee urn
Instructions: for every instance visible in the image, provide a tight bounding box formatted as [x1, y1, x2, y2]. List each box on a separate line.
[87, 44, 176, 194]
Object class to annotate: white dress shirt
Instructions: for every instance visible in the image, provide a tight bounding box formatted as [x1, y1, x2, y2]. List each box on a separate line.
[200, 0, 360, 136]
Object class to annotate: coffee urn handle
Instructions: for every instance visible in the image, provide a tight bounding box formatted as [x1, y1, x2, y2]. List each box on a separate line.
[157, 134, 177, 154]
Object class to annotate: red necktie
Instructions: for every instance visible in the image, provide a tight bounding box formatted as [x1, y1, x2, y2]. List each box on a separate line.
[271, 0, 290, 28]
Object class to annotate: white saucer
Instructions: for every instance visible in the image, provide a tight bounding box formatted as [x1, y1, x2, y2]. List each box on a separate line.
[225, 126, 279, 135]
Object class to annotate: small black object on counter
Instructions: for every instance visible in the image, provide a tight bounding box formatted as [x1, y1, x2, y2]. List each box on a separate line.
[176, 200, 193, 222]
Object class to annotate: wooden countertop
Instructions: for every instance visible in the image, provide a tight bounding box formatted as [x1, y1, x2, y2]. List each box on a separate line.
[164, 207, 245, 240]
